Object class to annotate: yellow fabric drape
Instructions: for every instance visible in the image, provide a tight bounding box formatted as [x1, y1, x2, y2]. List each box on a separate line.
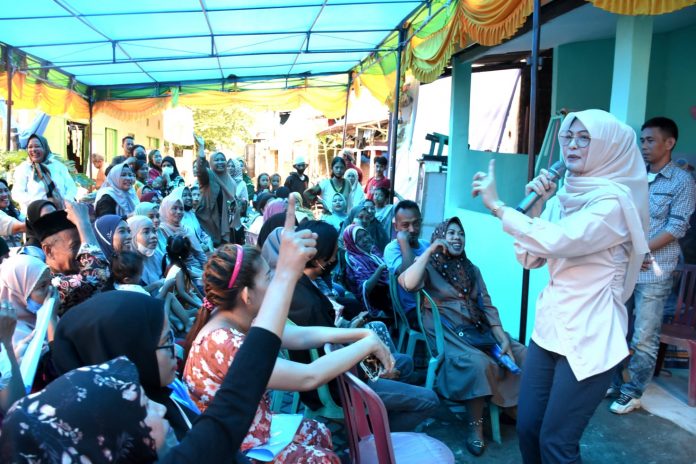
[93, 87, 348, 121]
[0, 71, 90, 120]
[94, 97, 172, 121]
[589, 0, 696, 15]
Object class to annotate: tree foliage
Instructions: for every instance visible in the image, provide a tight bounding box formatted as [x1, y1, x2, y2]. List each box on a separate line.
[192, 106, 255, 152]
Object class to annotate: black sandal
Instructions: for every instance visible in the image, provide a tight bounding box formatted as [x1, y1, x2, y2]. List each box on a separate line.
[466, 418, 486, 457]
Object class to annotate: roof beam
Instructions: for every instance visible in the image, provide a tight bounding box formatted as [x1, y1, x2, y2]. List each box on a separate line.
[289, 0, 327, 76]
[11, 29, 395, 49]
[19, 47, 396, 72]
[198, 0, 224, 80]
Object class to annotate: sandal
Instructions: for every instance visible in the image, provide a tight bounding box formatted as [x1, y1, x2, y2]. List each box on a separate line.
[466, 418, 486, 457]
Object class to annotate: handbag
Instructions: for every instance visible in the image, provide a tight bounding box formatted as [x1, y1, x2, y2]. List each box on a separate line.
[440, 272, 497, 351]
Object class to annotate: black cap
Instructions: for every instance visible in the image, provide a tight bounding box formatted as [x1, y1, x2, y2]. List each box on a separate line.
[32, 210, 77, 242]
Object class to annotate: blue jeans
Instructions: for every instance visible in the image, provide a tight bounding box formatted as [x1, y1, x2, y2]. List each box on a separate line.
[613, 279, 673, 399]
[517, 341, 614, 464]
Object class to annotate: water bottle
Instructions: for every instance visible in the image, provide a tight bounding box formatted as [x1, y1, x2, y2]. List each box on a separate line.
[491, 344, 521, 375]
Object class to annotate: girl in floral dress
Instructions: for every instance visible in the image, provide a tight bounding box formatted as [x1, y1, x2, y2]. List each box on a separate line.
[184, 240, 394, 463]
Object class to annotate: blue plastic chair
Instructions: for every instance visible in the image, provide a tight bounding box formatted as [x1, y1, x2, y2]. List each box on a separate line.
[416, 289, 501, 444]
[388, 272, 426, 358]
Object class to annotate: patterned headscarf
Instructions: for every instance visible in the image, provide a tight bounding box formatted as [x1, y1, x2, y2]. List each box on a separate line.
[429, 217, 477, 299]
[95, 162, 140, 216]
[343, 223, 387, 294]
[0, 357, 157, 463]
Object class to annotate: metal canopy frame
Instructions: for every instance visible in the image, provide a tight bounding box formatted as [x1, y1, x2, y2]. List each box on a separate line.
[0, 0, 431, 89]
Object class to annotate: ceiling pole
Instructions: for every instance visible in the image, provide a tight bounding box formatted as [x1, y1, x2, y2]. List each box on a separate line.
[519, 0, 541, 343]
[5, 47, 12, 151]
[342, 72, 352, 149]
[387, 26, 406, 203]
[88, 89, 94, 179]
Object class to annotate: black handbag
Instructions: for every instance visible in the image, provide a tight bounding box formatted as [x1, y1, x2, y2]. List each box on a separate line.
[453, 323, 497, 351]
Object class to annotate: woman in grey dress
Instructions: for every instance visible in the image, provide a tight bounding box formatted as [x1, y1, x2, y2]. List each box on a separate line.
[399, 216, 526, 457]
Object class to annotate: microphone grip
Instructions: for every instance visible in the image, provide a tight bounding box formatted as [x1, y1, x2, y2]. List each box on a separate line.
[515, 160, 566, 214]
[515, 192, 542, 214]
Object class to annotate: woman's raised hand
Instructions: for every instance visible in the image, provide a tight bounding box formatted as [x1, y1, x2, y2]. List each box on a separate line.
[276, 195, 318, 280]
[471, 159, 500, 210]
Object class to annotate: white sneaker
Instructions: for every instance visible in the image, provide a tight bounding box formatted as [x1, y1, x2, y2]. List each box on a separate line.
[610, 393, 641, 414]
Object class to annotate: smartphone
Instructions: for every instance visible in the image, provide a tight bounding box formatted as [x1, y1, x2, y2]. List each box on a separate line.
[359, 355, 383, 382]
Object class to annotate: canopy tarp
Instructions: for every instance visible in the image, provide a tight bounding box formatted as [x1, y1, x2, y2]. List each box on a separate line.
[0, 0, 692, 120]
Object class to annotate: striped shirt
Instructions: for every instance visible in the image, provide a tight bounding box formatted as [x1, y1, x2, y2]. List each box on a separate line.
[638, 161, 696, 283]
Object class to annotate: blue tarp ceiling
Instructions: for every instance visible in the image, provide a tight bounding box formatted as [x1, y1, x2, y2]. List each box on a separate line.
[0, 0, 428, 88]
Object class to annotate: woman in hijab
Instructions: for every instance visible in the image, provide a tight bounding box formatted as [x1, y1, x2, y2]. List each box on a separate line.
[471, 109, 650, 463]
[344, 167, 365, 209]
[195, 142, 237, 246]
[228, 158, 249, 245]
[399, 217, 525, 456]
[342, 224, 390, 318]
[52, 291, 195, 440]
[22, 199, 57, 253]
[321, 192, 348, 232]
[127, 215, 165, 287]
[11, 134, 77, 214]
[148, 149, 163, 180]
[345, 199, 389, 251]
[135, 201, 161, 230]
[95, 162, 139, 218]
[158, 188, 207, 270]
[94, 214, 132, 261]
[0, 254, 57, 351]
[161, 156, 184, 196]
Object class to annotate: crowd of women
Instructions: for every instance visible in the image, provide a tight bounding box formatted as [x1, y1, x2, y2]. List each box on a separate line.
[0, 109, 655, 464]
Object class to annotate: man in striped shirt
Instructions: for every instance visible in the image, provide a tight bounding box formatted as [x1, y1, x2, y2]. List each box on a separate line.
[610, 117, 696, 414]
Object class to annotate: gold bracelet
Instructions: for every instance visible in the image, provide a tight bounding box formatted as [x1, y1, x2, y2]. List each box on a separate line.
[490, 201, 505, 218]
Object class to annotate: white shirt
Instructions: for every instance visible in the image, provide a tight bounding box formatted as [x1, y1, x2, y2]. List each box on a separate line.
[0, 210, 22, 237]
[12, 155, 77, 214]
[501, 196, 631, 381]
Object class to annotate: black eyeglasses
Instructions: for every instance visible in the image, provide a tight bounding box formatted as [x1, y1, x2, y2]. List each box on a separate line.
[155, 329, 176, 358]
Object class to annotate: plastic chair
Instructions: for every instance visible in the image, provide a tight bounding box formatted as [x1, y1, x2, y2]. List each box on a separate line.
[270, 349, 300, 414]
[302, 347, 345, 420]
[654, 264, 696, 406]
[416, 289, 501, 444]
[334, 367, 455, 464]
[388, 272, 426, 357]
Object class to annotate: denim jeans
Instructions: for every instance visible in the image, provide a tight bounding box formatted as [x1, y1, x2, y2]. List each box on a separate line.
[613, 279, 673, 399]
[371, 353, 441, 432]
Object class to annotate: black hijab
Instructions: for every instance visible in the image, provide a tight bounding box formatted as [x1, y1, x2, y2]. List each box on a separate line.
[52, 291, 195, 440]
[25, 199, 61, 246]
[257, 212, 296, 249]
[161, 156, 181, 179]
[0, 357, 156, 463]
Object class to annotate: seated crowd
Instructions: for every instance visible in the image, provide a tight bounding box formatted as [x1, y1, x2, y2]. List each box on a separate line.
[0, 134, 528, 463]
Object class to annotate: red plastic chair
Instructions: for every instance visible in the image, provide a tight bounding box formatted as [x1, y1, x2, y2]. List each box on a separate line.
[655, 264, 696, 406]
[334, 364, 454, 463]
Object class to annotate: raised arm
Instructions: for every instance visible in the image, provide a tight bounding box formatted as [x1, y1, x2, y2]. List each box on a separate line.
[398, 240, 445, 291]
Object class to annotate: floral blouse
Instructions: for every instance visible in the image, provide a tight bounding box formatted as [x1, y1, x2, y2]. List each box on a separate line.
[51, 243, 110, 316]
[184, 327, 339, 463]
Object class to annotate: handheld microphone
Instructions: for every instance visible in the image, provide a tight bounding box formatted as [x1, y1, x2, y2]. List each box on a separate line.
[515, 160, 566, 214]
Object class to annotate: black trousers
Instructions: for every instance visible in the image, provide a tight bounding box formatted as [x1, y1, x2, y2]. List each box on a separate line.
[517, 340, 615, 464]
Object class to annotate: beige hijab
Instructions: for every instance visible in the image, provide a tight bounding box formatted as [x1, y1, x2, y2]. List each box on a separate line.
[556, 109, 649, 301]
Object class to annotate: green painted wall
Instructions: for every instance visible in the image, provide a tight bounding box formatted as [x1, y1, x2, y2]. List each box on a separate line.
[551, 38, 615, 115]
[646, 23, 696, 157]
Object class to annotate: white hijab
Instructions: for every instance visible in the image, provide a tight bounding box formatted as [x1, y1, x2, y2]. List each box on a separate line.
[127, 215, 164, 285]
[556, 109, 649, 301]
[95, 162, 139, 216]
